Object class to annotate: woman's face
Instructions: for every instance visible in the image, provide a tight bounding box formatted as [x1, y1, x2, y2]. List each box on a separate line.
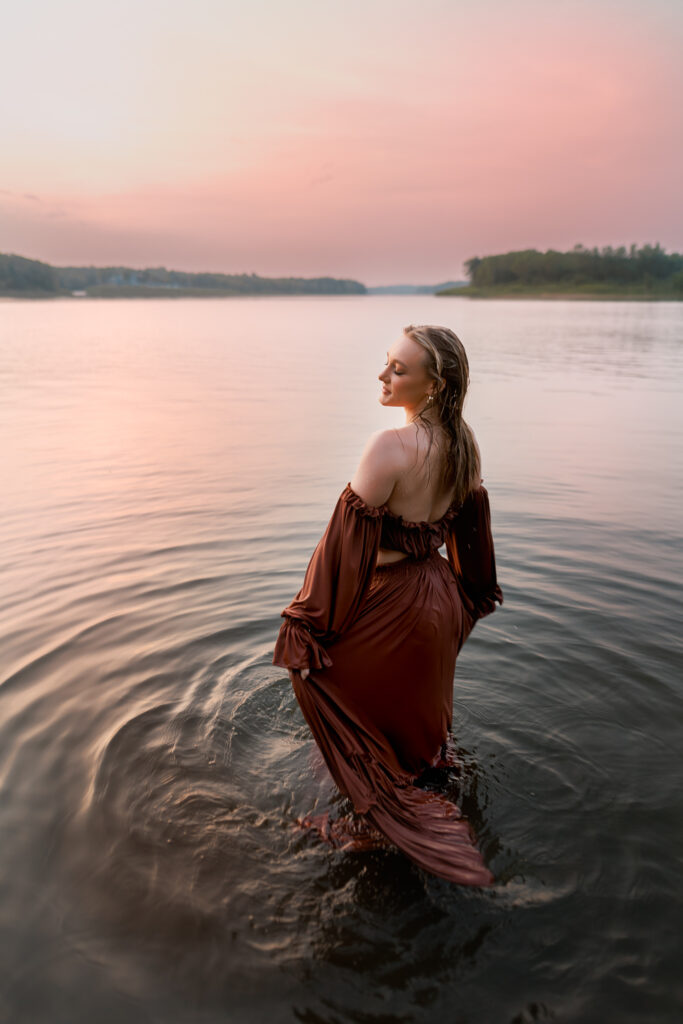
[378, 334, 432, 410]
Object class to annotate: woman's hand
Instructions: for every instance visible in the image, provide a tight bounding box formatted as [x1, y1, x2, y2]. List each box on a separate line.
[288, 667, 310, 684]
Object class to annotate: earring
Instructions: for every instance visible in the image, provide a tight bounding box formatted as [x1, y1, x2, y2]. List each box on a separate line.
[427, 394, 434, 403]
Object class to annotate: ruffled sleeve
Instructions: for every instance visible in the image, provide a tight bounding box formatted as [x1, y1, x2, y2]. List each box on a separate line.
[445, 484, 503, 627]
[272, 484, 384, 672]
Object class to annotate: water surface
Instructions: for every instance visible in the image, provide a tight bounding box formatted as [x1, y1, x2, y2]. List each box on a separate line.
[1, 296, 682, 1023]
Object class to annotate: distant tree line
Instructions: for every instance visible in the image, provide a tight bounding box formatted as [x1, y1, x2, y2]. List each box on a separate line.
[0, 252, 367, 296]
[464, 244, 683, 291]
[0, 253, 58, 293]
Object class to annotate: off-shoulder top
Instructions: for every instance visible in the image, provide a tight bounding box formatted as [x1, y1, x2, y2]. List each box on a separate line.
[375, 487, 461, 559]
[272, 481, 503, 672]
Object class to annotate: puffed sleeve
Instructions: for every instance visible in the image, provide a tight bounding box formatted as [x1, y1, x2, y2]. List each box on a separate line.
[445, 484, 503, 625]
[272, 483, 384, 672]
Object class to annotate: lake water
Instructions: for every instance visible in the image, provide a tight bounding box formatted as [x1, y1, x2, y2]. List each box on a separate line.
[1, 295, 681, 1023]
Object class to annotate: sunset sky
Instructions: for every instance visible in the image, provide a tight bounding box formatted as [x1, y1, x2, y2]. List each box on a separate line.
[2, 0, 682, 285]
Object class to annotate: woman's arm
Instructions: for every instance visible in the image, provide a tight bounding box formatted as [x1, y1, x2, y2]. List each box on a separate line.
[273, 474, 386, 678]
[288, 432, 398, 685]
[445, 484, 503, 645]
[471, 430, 483, 489]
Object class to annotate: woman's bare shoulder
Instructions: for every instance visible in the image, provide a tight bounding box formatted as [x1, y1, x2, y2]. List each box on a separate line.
[349, 429, 404, 507]
[358, 427, 407, 461]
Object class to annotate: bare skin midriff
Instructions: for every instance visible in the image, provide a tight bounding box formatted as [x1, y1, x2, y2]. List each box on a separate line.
[376, 547, 410, 566]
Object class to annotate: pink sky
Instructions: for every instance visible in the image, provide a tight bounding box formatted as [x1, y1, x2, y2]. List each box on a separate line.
[2, 0, 682, 285]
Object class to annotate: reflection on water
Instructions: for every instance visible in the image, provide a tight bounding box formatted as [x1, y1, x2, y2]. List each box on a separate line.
[0, 296, 682, 1023]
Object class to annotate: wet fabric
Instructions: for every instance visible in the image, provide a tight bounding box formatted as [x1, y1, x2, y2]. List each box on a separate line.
[272, 482, 503, 886]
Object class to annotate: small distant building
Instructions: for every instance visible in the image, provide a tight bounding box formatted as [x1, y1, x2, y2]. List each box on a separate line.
[71, 290, 87, 297]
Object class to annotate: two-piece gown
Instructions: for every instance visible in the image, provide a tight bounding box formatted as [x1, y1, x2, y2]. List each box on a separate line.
[272, 481, 503, 887]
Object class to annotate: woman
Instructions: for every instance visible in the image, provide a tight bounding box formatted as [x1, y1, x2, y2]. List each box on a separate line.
[272, 324, 503, 886]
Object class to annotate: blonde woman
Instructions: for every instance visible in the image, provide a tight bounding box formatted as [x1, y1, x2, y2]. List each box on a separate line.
[273, 324, 503, 885]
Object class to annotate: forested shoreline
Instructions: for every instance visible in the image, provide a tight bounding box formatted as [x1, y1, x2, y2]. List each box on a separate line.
[0, 253, 366, 297]
[3, 244, 682, 300]
[438, 244, 683, 298]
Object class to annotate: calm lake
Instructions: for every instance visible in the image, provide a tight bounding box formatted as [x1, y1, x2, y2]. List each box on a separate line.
[1, 295, 681, 1023]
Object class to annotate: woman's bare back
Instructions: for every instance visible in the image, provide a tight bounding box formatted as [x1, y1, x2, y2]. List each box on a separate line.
[350, 421, 482, 566]
[383, 424, 458, 522]
[375, 424, 462, 565]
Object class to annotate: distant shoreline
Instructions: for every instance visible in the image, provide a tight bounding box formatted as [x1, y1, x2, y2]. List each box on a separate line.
[437, 285, 683, 301]
[2, 289, 681, 302]
[0, 253, 367, 299]
[4, 244, 682, 300]
[0, 288, 367, 300]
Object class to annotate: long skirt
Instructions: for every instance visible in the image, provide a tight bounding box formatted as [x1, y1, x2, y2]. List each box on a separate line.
[291, 548, 494, 887]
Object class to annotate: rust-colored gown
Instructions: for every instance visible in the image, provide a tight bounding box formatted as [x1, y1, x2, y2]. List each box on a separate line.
[272, 481, 503, 886]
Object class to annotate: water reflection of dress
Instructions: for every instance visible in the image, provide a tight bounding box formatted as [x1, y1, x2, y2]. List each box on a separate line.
[272, 481, 503, 886]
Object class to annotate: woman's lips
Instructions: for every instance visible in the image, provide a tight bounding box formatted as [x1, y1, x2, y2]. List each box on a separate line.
[381, 387, 390, 395]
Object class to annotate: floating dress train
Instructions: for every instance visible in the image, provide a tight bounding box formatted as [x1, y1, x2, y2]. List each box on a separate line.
[272, 482, 503, 886]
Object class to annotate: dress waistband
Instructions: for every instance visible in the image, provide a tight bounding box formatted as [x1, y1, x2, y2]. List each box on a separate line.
[373, 548, 443, 575]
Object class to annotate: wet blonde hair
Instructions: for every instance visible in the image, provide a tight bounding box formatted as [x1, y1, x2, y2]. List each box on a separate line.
[403, 323, 481, 505]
